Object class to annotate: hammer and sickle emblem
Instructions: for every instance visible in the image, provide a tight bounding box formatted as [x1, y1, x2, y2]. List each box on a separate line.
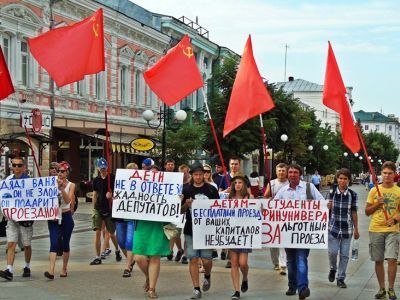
[90, 16, 99, 37]
[183, 46, 194, 59]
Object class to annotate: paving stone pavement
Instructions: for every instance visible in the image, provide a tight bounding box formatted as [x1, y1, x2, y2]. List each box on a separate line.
[0, 184, 398, 299]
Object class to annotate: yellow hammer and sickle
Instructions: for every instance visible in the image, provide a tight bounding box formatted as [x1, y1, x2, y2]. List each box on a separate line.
[183, 46, 194, 59]
[90, 16, 99, 37]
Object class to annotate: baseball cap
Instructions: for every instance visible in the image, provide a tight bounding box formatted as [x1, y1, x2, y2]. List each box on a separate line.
[97, 157, 108, 169]
[190, 162, 205, 174]
[142, 158, 154, 167]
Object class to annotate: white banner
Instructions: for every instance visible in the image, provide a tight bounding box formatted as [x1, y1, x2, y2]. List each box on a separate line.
[21, 111, 51, 130]
[0, 176, 60, 221]
[192, 199, 263, 249]
[112, 169, 183, 223]
[262, 198, 328, 249]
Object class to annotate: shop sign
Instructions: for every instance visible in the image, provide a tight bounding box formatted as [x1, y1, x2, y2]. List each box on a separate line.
[130, 138, 155, 152]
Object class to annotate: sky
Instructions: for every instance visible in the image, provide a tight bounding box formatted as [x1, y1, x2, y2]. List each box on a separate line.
[132, 0, 399, 116]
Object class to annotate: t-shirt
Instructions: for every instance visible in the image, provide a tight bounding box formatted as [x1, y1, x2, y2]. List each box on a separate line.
[182, 182, 219, 236]
[93, 174, 115, 215]
[311, 174, 321, 185]
[249, 177, 259, 187]
[212, 173, 228, 190]
[367, 184, 400, 233]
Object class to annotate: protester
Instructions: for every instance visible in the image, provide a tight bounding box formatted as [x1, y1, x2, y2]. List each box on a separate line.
[311, 170, 321, 191]
[327, 168, 359, 288]
[249, 171, 260, 198]
[89, 158, 122, 265]
[0, 157, 32, 281]
[228, 173, 251, 300]
[365, 161, 400, 300]
[264, 163, 289, 275]
[178, 163, 191, 265]
[133, 166, 170, 298]
[182, 162, 219, 299]
[44, 161, 75, 280]
[212, 160, 228, 191]
[164, 159, 184, 263]
[273, 164, 325, 299]
[142, 158, 155, 171]
[203, 164, 218, 190]
[116, 162, 138, 278]
[49, 162, 59, 176]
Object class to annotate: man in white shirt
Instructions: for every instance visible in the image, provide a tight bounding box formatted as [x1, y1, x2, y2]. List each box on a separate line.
[273, 164, 324, 300]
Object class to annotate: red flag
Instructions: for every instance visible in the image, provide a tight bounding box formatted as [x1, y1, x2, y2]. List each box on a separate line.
[0, 46, 15, 100]
[323, 42, 360, 154]
[144, 35, 203, 106]
[223, 35, 275, 137]
[28, 9, 104, 87]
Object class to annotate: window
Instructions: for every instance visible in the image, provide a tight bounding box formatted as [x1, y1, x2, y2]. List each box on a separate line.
[76, 79, 85, 96]
[21, 41, 29, 86]
[120, 67, 127, 103]
[148, 87, 156, 108]
[203, 57, 208, 70]
[3, 35, 10, 66]
[389, 125, 392, 131]
[365, 125, 369, 131]
[135, 71, 143, 105]
[376, 124, 380, 131]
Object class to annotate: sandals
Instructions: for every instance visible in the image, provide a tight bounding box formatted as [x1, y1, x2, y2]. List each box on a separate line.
[44, 271, 54, 280]
[122, 269, 131, 278]
[143, 280, 150, 292]
[147, 288, 158, 299]
[60, 272, 68, 278]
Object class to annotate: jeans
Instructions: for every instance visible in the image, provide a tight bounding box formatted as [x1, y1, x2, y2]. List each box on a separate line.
[116, 221, 135, 251]
[285, 248, 310, 292]
[328, 233, 351, 280]
[48, 211, 74, 252]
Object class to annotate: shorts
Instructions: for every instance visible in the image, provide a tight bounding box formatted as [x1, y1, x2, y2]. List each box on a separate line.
[184, 234, 213, 260]
[92, 209, 116, 233]
[369, 231, 399, 261]
[6, 220, 33, 246]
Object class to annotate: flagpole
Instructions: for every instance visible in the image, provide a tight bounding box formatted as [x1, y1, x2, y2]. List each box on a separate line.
[201, 88, 230, 186]
[355, 122, 389, 220]
[13, 95, 42, 177]
[259, 114, 270, 183]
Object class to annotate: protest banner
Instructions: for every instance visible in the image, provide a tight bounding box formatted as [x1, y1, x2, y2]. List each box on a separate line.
[262, 198, 328, 249]
[0, 176, 59, 221]
[192, 198, 263, 249]
[112, 169, 183, 222]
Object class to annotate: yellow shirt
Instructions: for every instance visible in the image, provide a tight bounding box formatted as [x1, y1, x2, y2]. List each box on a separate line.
[367, 185, 400, 232]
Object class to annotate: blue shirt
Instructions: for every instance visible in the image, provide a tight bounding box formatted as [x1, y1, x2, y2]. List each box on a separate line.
[328, 187, 357, 239]
[311, 174, 321, 185]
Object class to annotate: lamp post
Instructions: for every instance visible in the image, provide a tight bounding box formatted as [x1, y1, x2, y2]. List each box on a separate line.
[280, 134, 288, 163]
[142, 104, 187, 167]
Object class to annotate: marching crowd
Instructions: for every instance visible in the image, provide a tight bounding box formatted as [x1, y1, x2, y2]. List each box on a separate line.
[0, 155, 399, 300]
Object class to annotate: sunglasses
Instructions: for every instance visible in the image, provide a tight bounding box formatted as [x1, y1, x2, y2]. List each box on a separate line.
[57, 169, 66, 173]
[12, 163, 23, 168]
[204, 170, 211, 173]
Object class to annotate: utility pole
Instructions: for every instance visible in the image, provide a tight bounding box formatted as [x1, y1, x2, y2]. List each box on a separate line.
[284, 43, 288, 81]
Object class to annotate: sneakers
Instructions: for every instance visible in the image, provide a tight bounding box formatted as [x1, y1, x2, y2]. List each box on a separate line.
[328, 269, 336, 282]
[90, 257, 102, 265]
[299, 287, 310, 300]
[375, 288, 386, 299]
[181, 256, 188, 264]
[191, 289, 202, 299]
[337, 279, 347, 288]
[225, 261, 232, 268]
[279, 267, 287, 276]
[388, 288, 397, 300]
[221, 251, 227, 260]
[115, 250, 122, 262]
[231, 291, 240, 299]
[0, 269, 13, 281]
[104, 248, 112, 256]
[175, 249, 184, 262]
[285, 288, 296, 296]
[241, 280, 248, 293]
[122, 269, 131, 278]
[100, 252, 106, 260]
[202, 277, 211, 291]
[274, 264, 280, 271]
[22, 267, 31, 278]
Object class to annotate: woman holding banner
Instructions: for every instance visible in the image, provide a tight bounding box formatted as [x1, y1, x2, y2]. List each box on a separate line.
[228, 173, 251, 300]
[44, 161, 75, 280]
[133, 170, 170, 298]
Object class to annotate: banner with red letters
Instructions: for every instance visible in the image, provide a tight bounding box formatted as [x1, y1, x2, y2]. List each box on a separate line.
[262, 198, 329, 249]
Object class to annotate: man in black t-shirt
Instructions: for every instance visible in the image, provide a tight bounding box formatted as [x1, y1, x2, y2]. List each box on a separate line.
[89, 158, 122, 265]
[182, 162, 219, 299]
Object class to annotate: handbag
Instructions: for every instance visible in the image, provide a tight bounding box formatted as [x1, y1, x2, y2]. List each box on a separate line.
[0, 217, 7, 237]
[163, 223, 179, 240]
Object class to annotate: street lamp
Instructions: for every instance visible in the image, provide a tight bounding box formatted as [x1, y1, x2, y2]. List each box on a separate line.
[343, 152, 348, 157]
[355, 152, 359, 157]
[323, 145, 329, 151]
[308, 145, 313, 151]
[280, 134, 288, 162]
[142, 104, 187, 167]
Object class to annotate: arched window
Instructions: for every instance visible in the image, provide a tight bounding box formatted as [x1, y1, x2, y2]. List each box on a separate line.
[21, 40, 30, 86]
